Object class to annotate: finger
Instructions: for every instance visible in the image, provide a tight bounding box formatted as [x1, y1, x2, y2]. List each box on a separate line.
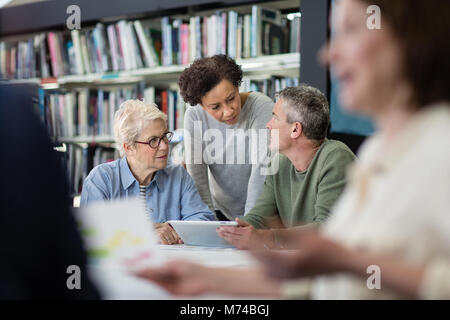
[221, 230, 245, 239]
[170, 229, 181, 243]
[218, 226, 238, 231]
[236, 218, 250, 227]
[136, 268, 173, 281]
[163, 227, 177, 244]
[222, 235, 246, 249]
[224, 227, 248, 236]
[216, 228, 227, 238]
[159, 232, 169, 245]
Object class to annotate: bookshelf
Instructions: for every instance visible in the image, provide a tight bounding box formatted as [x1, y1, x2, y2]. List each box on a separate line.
[0, 0, 308, 199]
[23, 52, 299, 88]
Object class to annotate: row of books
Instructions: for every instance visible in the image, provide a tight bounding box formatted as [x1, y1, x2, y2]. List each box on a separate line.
[0, 5, 300, 79]
[240, 76, 300, 101]
[161, 6, 300, 65]
[64, 144, 118, 195]
[40, 83, 186, 140]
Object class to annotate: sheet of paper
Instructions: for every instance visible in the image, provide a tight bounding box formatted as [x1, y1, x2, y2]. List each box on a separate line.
[76, 198, 165, 272]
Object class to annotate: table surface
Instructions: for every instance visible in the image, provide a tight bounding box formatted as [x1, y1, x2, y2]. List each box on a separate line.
[89, 244, 261, 299]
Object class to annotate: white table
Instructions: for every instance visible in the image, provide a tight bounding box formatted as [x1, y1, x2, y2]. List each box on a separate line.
[89, 244, 259, 299]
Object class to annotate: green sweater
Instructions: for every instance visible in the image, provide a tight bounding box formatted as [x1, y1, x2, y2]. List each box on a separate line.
[241, 139, 356, 229]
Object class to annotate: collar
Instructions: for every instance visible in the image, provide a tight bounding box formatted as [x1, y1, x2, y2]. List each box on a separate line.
[120, 157, 168, 191]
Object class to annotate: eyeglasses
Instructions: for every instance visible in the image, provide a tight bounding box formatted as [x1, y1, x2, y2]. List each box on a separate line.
[135, 131, 174, 149]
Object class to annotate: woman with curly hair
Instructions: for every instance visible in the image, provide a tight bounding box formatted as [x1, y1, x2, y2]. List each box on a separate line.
[179, 55, 274, 221]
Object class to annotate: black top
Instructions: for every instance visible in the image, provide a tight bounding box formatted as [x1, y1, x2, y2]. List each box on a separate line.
[0, 83, 100, 299]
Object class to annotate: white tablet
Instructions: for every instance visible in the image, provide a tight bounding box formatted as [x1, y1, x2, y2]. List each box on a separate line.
[167, 220, 238, 248]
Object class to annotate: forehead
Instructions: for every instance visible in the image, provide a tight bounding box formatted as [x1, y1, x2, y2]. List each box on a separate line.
[202, 79, 236, 103]
[273, 98, 286, 114]
[332, 0, 367, 27]
[138, 119, 167, 139]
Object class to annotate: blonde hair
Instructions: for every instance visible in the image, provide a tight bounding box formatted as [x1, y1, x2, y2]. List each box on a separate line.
[114, 99, 167, 156]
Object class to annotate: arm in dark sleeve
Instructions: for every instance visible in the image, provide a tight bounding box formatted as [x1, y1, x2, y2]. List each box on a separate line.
[0, 85, 100, 299]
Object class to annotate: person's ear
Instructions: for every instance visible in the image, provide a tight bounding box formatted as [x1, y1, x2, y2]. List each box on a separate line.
[123, 142, 136, 156]
[291, 122, 302, 139]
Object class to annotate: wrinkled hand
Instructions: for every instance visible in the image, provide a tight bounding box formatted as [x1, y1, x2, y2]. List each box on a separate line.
[216, 218, 272, 250]
[251, 230, 353, 279]
[154, 223, 183, 245]
[136, 260, 212, 295]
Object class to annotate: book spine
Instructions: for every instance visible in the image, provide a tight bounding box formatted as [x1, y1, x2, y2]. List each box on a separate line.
[47, 32, 59, 76]
[71, 30, 84, 74]
[195, 16, 202, 60]
[115, 23, 125, 70]
[202, 16, 208, 58]
[189, 17, 196, 63]
[180, 23, 189, 65]
[161, 90, 168, 115]
[107, 25, 119, 71]
[134, 20, 154, 67]
[243, 15, 251, 58]
[221, 11, 227, 55]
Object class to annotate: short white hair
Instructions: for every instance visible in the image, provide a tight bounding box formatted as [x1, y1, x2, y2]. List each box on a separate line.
[114, 99, 167, 156]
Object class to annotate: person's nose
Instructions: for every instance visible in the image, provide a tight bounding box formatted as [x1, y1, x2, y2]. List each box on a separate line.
[158, 138, 169, 151]
[266, 118, 273, 130]
[321, 40, 338, 68]
[223, 105, 234, 118]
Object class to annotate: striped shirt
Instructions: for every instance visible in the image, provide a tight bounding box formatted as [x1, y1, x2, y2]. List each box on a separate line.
[139, 184, 150, 219]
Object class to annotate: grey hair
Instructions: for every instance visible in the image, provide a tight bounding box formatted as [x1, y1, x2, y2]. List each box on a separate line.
[276, 85, 330, 141]
[114, 99, 167, 156]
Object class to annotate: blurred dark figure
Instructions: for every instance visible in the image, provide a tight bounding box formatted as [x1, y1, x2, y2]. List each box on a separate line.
[0, 83, 100, 299]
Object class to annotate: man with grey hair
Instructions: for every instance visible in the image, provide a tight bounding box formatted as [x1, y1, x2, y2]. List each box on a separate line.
[217, 85, 356, 249]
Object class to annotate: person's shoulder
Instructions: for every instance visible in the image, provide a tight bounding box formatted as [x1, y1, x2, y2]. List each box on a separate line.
[322, 139, 356, 159]
[317, 139, 357, 168]
[162, 165, 195, 188]
[247, 91, 274, 108]
[184, 104, 204, 120]
[85, 159, 120, 184]
[244, 92, 274, 125]
[162, 164, 190, 179]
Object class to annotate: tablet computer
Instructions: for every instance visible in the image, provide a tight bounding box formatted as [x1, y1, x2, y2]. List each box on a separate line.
[167, 220, 238, 248]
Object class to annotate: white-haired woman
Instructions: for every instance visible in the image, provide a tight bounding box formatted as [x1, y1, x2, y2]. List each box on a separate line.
[81, 100, 215, 244]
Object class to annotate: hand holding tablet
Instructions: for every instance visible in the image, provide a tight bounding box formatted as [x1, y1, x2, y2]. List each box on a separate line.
[167, 220, 238, 248]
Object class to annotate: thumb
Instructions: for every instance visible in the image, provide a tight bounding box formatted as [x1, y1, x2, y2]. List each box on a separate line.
[236, 217, 250, 227]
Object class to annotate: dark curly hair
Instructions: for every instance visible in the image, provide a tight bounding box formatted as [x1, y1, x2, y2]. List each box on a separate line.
[178, 55, 243, 106]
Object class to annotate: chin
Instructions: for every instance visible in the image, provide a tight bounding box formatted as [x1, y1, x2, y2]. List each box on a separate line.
[154, 159, 168, 168]
[339, 88, 366, 115]
[224, 117, 238, 125]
